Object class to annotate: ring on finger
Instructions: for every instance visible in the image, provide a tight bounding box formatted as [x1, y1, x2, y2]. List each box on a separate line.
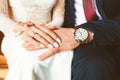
[33, 33, 42, 39]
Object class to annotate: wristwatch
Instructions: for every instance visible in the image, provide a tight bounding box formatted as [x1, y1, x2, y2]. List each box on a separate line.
[73, 28, 89, 44]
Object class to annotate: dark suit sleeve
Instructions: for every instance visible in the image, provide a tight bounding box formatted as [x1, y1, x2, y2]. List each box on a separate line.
[77, 16, 120, 47]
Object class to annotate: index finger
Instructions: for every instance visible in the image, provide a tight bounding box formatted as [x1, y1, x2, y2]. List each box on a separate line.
[36, 25, 61, 43]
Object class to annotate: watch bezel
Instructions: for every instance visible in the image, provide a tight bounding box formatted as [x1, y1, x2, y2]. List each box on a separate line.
[74, 28, 89, 44]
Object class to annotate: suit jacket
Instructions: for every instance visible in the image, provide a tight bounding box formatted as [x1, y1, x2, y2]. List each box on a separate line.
[63, 0, 120, 74]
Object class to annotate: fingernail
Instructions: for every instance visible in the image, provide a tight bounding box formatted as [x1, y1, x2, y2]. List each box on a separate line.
[40, 44, 45, 48]
[48, 44, 54, 48]
[24, 43, 29, 46]
[39, 57, 44, 61]
[56, 38, 61, 43]
[53, 42, 59, 48]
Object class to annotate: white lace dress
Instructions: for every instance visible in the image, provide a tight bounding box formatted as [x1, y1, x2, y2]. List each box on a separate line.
[0, 0, 73, 80]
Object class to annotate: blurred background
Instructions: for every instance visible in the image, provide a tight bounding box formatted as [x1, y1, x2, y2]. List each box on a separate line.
[0, 31, 8, 80]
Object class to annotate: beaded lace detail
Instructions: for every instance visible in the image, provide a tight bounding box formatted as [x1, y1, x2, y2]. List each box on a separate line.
[8, 0, 56, 25]
[0, 0, 8, 15]
[0, 0, 64, 35]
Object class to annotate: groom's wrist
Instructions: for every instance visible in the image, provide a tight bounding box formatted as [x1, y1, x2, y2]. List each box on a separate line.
[72, 27, 94, 45]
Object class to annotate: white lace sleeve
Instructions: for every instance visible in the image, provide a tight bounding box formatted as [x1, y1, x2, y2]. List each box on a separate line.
[0, 0, 17, 36]
[46, 0, 65, 27]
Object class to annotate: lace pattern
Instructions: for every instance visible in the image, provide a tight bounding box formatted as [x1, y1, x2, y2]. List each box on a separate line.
[0, 0, 16, 36]
[0, 0, 8, 15]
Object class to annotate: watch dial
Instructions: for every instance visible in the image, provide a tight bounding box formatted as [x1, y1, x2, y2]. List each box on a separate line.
[75, 28, 88, 41]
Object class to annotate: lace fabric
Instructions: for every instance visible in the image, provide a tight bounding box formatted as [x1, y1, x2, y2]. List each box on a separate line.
[8, 0, 56, 24]
[0, 0, 8, 15]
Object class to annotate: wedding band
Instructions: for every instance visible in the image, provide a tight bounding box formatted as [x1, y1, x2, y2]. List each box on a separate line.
[33, 33, 40, 38]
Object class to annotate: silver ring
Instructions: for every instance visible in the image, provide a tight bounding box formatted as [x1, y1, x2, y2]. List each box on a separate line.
[33, 33, 39, 38]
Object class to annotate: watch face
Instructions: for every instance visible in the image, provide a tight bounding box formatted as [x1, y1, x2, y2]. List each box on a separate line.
[74, 28, 88, 41]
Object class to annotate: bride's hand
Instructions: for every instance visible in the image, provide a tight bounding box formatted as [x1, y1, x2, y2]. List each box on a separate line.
[21, 25, 61, 50]
[13, 21, 34, 36]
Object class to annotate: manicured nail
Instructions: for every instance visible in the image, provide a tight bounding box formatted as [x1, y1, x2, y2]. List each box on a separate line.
[53, 42, 59, 48]
[24, 43, 29, 46]
[48, 44, 54, 48]
[40, 44, 45, 48]
[39, 57, 45, 61]
[56, 38, 61, 43]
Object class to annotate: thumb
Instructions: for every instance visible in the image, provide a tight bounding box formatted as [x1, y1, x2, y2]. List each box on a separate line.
[39, 48, 59, 60]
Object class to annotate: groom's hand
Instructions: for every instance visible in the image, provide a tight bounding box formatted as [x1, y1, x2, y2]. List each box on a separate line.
[21, 27, 80, 60]
[39, 28, 80, 60]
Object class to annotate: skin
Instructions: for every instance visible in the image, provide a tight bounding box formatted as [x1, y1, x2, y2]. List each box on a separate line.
[14, 21, 61, 48]
[14, 22, 93, 60]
